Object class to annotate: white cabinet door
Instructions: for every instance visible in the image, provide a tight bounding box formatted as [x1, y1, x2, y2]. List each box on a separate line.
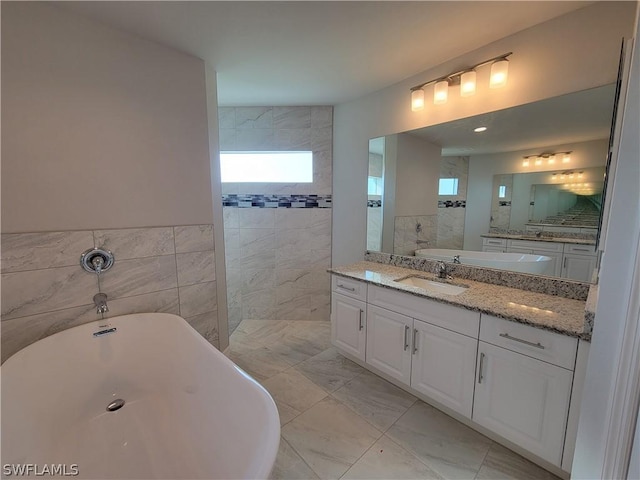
[482, 246, 505, 253]
[411, 320, 477, 418]
[562, 253, 597, 282]
[331, 293, 366, 362]
[365, 305, 413, 386]
[473, 342, 573, 466]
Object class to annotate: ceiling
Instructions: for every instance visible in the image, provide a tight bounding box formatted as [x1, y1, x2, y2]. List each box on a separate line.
[57, 1, 592, 106]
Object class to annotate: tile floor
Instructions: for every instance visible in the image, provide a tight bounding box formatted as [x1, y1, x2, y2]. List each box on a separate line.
[226, 319, 561, 480]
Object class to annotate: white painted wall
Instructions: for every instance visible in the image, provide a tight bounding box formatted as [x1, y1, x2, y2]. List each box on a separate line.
[395, 134, 441, 217]
[332, 2, 635, 266]
[464, 139, 608, 250]
[572, 13, 640, 478]
[1, 2, 214, 233]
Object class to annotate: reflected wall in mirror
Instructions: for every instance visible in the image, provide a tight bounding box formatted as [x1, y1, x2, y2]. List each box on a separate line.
[367, 84, 616, 282]
[490, 166, 605, 231]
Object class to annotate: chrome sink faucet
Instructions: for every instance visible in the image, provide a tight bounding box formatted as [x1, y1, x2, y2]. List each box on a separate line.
[94, 293, 109, 314]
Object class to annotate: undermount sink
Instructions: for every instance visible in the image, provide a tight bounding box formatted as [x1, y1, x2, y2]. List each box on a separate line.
[394, 276, 469, 296]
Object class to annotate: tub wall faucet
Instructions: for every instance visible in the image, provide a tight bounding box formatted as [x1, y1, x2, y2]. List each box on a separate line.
[94, 293, 109, 314]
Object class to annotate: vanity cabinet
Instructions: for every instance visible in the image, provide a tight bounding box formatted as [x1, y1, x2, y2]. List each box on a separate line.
[411, 320, 477, 417]
[331, 276, 368, 361]
[365, 305, 412, 385]
[330, 274, 583, 472]
[562, 244, 598, 282]
[473, 315, 577, 466]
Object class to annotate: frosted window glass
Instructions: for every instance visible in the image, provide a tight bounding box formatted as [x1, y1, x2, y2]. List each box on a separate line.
[439, 178, 459, 195]
[220, 151, 312, 183]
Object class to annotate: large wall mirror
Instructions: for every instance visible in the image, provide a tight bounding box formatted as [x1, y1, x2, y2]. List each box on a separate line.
[367, 84, 616, 282]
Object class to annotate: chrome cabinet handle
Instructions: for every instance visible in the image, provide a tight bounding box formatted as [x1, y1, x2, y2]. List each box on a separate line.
[412, 328, 418, 354]
[499, 333, 545, 349]
[338, 284, 356, 292]
[478, 352, 485, 384]
[404, 325, 410, 351]
[563, 257, 568, 269]
[359, 310, 364, 331]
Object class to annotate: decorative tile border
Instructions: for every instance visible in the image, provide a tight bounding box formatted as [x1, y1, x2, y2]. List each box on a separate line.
[364, 251, 590, 301]
[438, 200, 466, 208]
[222, 194, 331, 208]
[367, 200, 382, 208]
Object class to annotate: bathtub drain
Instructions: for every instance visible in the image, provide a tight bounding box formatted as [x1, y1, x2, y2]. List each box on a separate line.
[106, 399, 125, 412]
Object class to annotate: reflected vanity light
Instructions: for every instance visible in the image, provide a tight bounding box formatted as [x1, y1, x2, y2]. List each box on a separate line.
[409, 52, 512, 109]
[474, 126, 487, 132]
[522, 151, 572, 168]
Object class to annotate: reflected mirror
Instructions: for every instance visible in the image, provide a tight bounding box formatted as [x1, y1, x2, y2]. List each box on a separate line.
[367, 84, 615, 282]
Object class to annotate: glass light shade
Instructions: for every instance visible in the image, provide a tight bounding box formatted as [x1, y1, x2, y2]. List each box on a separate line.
[522, 159, 529, 167]
[434, 80, 449, 104]
[547, 155, 556, 164]
[460, 71, 477, 97]
[534, 158, 543, 166]
[562, 153, 571, 163]
[490, 59, 509, 88]
[411, 89, 425, 111]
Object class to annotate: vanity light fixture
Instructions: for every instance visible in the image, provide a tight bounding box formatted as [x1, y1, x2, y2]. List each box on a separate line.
[434, 79, 449, 104]
[460, 70, 477, 97]
[522, 151, 572, 168]
[411, 89, 425, 111]
[490, 58, 510, 88]
[409, 52, 512, 110]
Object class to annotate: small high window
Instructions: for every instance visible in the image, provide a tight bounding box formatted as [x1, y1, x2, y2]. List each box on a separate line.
[438, 178, 459, 196]
[498, 185, 507, 198]
[220, 151, 313, 183]
[368, 177, 383, 196]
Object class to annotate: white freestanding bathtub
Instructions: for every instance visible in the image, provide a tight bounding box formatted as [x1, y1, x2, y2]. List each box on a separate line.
[1, 313, 280, 479]
[415, 248, 552, 275]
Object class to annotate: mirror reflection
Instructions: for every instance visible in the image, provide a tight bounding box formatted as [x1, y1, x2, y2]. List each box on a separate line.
[367, 84, 615, 282]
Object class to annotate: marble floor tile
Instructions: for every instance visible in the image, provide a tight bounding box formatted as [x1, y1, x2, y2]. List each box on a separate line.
[225, 346, 292, 382]
[386, 401, 492, 479]
[281, 397, 382, 479]
[342, 435, 444, 480]
[475, 443, 561, 480]
[332, 370, 417, 431]
[294, 347, 364, 393]
[269, 437, 319, 480]
[262, 369, 328, 422]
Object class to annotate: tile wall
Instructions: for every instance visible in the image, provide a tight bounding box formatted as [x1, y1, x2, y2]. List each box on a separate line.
[1, 225, 218, 362]
[393, 215, 437, 256]
[219, 106, 333, 333]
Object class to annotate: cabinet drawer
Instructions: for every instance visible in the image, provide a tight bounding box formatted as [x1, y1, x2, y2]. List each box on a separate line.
[368, 285, 480, 338]
[332, 275, 367, 301]
[564, 243, 597, 256]
[480, 314, 578, 370]
[507, 239, 564, 252]
[482, 238, 507, 248]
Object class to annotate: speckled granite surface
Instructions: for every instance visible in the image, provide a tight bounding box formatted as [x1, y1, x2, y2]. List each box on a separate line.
[330, 261, 592, 341]
[482, 232, 596, 245]
[365, 251, 590, 301]
[584, 284, 598, 336]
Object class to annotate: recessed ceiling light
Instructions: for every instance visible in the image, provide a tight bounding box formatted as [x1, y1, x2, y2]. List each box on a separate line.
[474, 126, 487, 133]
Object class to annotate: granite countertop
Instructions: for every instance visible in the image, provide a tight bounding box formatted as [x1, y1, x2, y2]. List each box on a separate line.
[481, 233, 596, 245]
[330, 261, 591, 340]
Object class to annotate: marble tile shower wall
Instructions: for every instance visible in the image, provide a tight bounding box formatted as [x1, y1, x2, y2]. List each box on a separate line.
[1, 226, 218, 362]
[219, 106, 333, 333]
[393, 215, 437, 256]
